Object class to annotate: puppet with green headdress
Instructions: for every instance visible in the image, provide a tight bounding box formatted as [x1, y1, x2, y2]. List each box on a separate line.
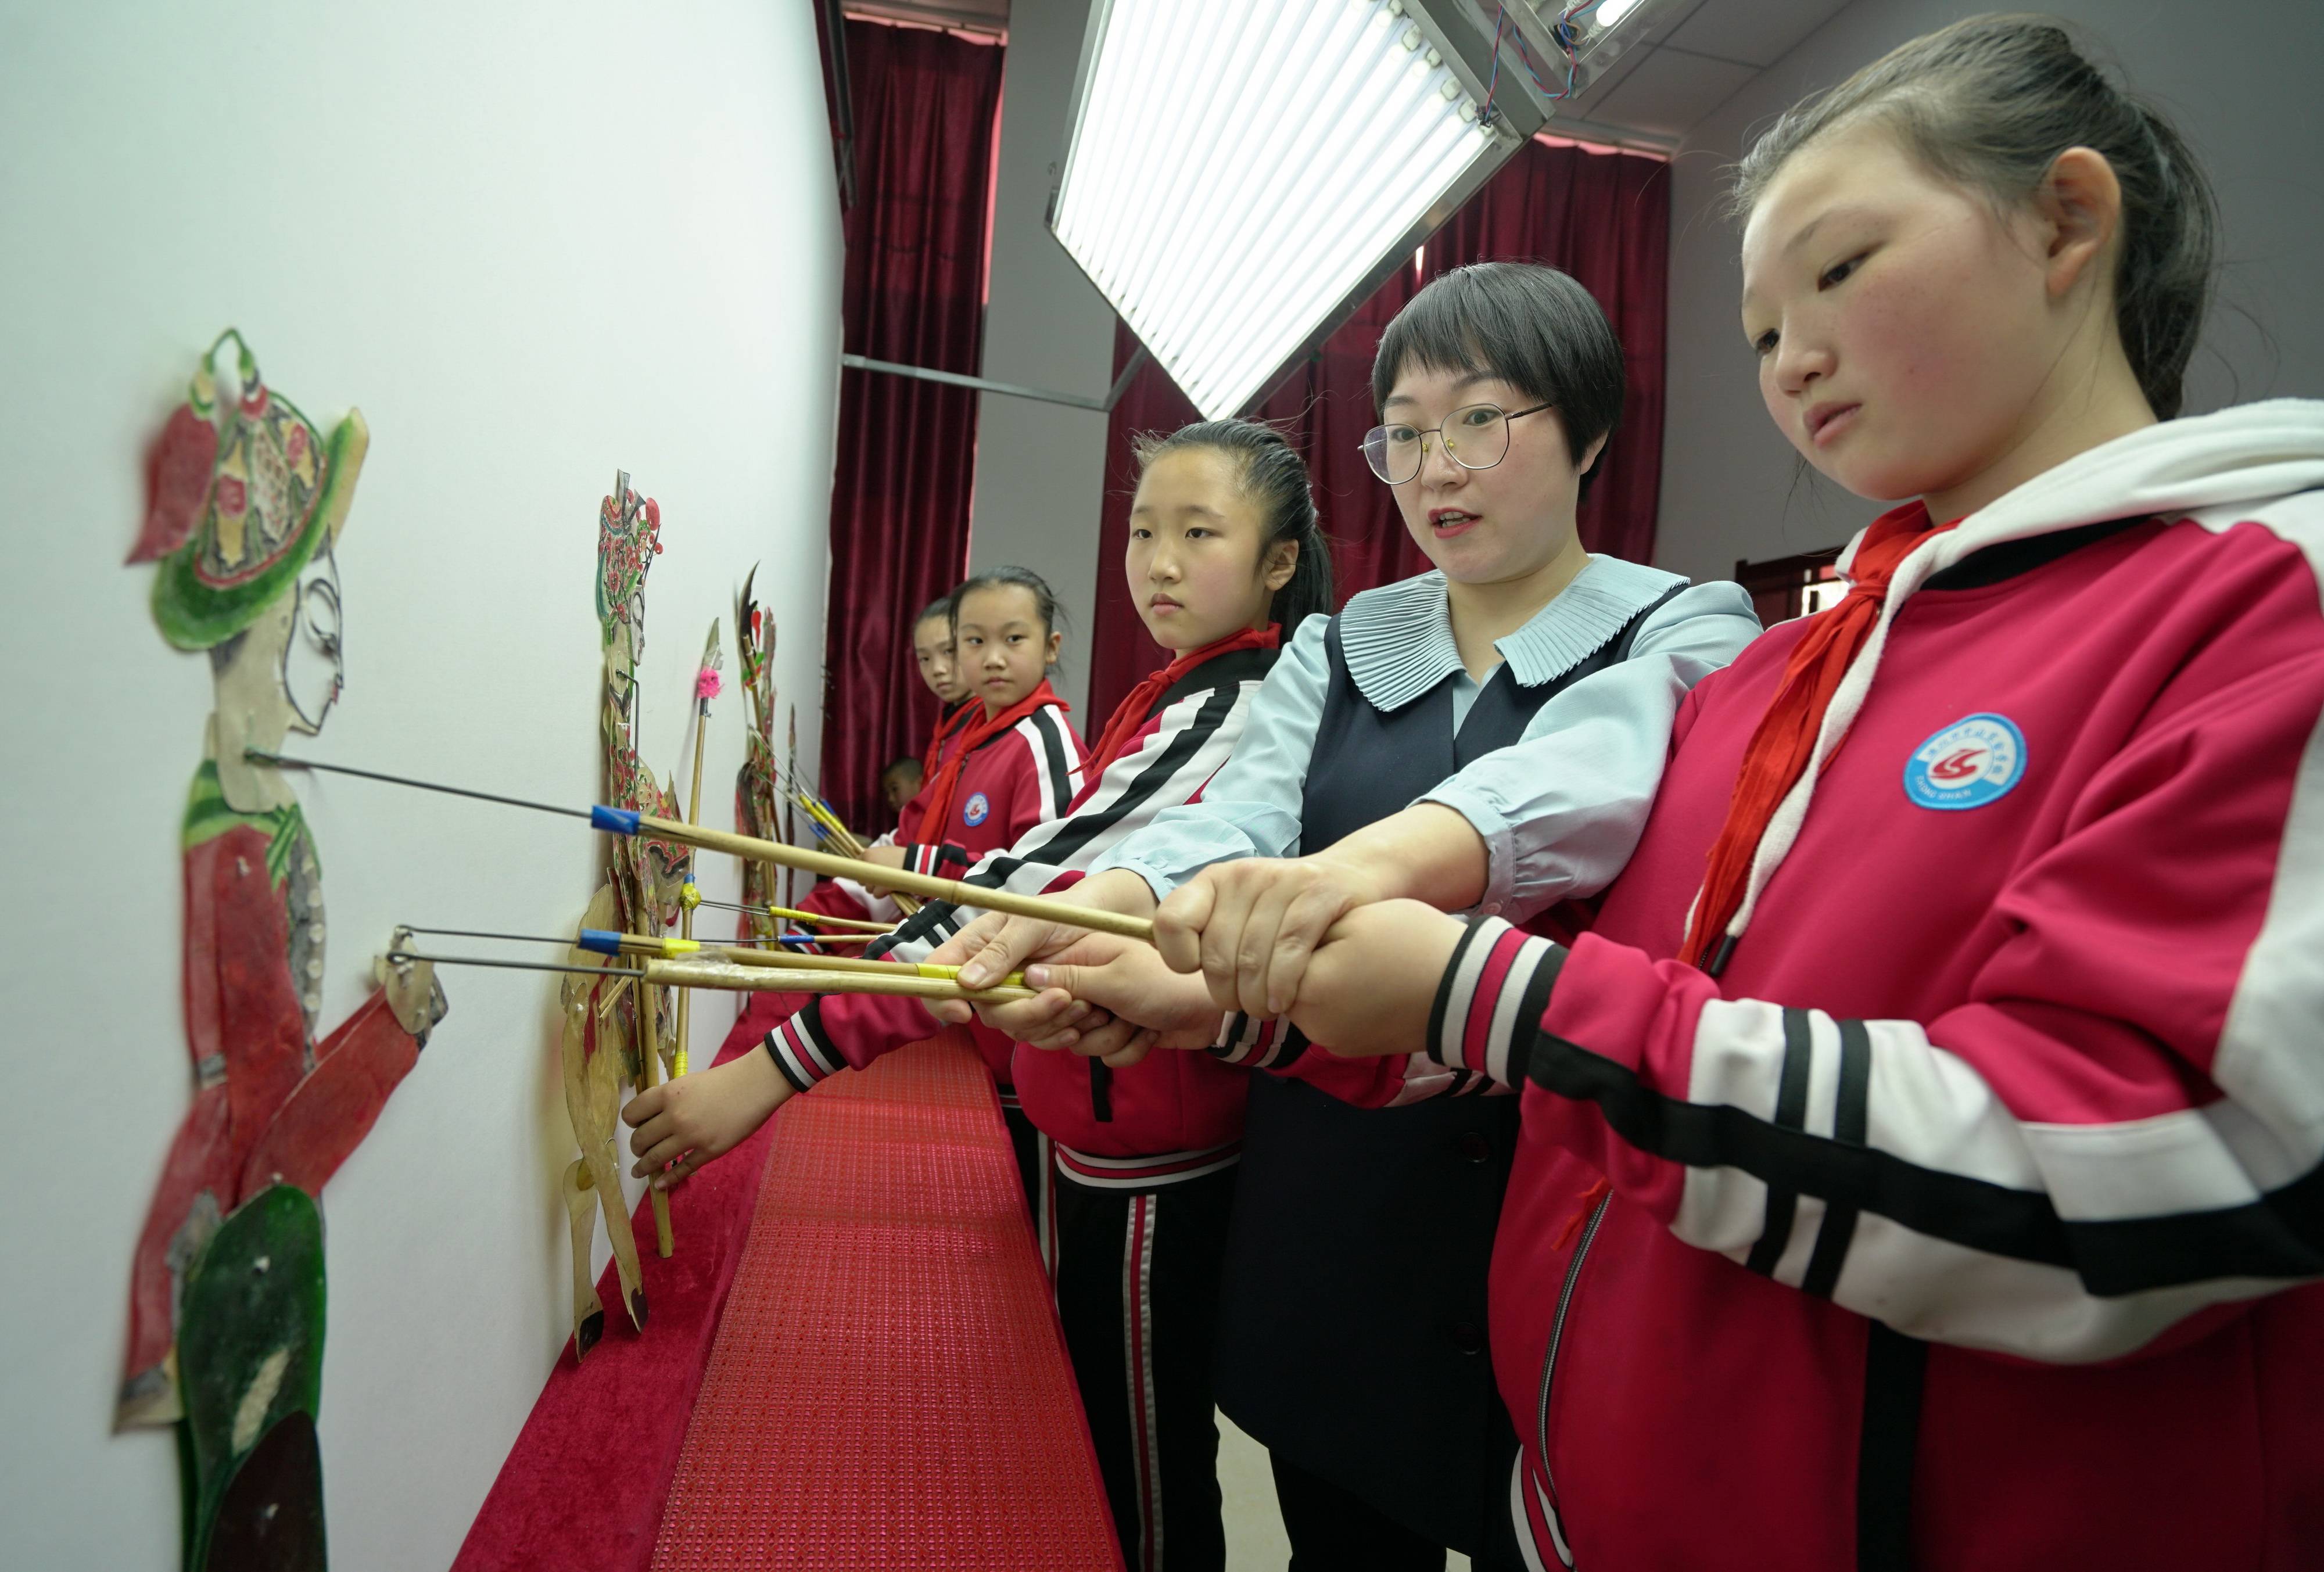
[121, 331, 445, 1571]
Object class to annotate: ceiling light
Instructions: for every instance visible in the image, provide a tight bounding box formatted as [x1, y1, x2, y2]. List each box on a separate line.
[1052, 0, 1530, 418]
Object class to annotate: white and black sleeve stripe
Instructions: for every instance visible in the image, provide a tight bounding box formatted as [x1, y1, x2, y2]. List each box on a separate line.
[1206, 1011, 1308, 1068]
[880, 683, 1257, 966]
[764, 998, 845, 1092]
[1525, 1000, 2324, 1362]
[1015, 705, 1085, 822]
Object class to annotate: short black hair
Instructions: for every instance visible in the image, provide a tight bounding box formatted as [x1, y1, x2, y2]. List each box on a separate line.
[1371, 262, 1624, 498]
[912, 592, 957, 631]
[881, 756, 923, 781]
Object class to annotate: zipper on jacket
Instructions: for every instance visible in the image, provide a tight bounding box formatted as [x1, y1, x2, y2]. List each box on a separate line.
[1535, 1191, 1611, 1559]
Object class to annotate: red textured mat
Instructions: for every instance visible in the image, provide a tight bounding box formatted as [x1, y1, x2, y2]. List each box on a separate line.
[649, 1033, 1122, 1571]
[453, 1003, 805, 1572]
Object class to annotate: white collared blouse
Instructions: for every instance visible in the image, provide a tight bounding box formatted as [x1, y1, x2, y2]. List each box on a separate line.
[1088, 555, 1761, 920]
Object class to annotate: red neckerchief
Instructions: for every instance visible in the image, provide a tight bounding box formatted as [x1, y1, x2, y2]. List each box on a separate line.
[920, 698, 975, 778]
[1681, 502, 1956, 969]
[1085, 625, 1281, 777]
[916, 679, 1068, 839]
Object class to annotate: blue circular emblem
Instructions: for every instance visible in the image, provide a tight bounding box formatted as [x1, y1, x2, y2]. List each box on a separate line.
[1904, 713, 2026, 810]
[962, 791, 991, 827]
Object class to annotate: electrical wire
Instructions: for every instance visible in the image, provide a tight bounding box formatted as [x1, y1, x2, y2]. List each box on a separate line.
[1480, 0, 1613, 110]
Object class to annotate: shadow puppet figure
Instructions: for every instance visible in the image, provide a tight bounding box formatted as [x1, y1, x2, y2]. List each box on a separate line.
[120, 331, 446, 1571]
[553, 477, 693, 1359]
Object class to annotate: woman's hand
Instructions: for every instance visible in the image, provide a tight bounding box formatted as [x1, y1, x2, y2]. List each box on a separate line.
[1281, 899, 1468, 1058]
[1154, 855, 1389, 1017]
[922, 869, 1160, 1021]
[623, 1047, 795, 1189]
[1149, 804, 1489, 1017]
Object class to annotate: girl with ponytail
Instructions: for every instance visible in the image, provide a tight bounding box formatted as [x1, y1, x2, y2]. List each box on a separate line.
[934, 263, 1761, 1567]
[625, 418, 1334, 1572]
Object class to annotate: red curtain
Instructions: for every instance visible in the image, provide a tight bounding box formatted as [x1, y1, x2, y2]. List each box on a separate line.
[818, 21, 1004, 829]
[1087, 138, 1670, 722]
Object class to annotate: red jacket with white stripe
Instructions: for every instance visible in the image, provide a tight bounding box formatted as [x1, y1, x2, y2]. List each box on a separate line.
[789, 701, 994, 927]
[802, 697, 1084, 920]
[768, 645, 1276, 1180]
[893, 698, 1083, 877]
[1403, 405, 2324, 1570]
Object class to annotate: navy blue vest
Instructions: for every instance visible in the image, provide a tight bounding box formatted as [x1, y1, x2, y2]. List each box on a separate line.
[1212, 589, 1677, 1552]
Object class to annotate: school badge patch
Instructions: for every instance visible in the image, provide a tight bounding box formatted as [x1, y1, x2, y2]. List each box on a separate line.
[1904, 713, 2026, 810]
[962, 791, 992, 827]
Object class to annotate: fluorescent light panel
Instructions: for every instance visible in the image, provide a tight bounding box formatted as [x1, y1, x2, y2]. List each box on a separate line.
[1054, 0, 1498, 418]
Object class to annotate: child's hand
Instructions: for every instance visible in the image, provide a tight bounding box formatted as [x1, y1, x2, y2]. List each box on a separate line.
[1284, 899, 1467, 1058]
[856, 842, 908, 895]
[924, 869, 1160, 1020]
[1012, 938, 1228, 1060]
[623, 1047, 796, 1189]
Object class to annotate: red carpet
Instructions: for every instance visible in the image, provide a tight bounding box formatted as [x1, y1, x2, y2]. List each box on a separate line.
[452, 1002, 800, 1572]
[650, 1033, 1121, 1571]
[457, 998, 1118, 1571]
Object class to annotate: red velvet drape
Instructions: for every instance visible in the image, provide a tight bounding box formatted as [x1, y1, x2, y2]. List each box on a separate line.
[818, 21, 1004, 829]
[1088, 138, 1670, 721]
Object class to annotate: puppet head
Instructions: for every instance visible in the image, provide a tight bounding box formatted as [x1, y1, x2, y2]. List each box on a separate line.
[596, 482, 662, 714]
[131, 332, 365, 811]
[135, 331, 365, 652]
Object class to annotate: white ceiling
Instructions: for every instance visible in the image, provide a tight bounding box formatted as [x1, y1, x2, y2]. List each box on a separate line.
[1525, 0, 1860, 143]
[842, 0, 1863, 143]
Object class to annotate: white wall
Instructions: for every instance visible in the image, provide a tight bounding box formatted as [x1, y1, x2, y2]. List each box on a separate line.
[0, 5, 839, 1568]
[966, 0, 1116, 715]
[1654, 0, 2324, 584]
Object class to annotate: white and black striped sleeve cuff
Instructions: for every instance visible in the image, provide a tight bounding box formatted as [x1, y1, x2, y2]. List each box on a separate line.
[1425, 917, 1567, 1089]
[763, 999, 846, 1092]
[1206, 1011, 1308, 1068]
[895, 841, 969, 878]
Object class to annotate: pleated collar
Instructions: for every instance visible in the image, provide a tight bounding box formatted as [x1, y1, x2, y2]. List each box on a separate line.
[1337, 555, 1684, 713]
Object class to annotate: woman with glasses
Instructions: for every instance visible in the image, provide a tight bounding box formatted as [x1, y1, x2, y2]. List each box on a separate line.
[928, 263, 1758, 1570]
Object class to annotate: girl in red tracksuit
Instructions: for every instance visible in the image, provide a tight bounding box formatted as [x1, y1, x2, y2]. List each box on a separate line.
[772, 571, 1083, 1200]
[1095, 19, 2324, 1571]
[785, 591, 975, 928]
[627, 421, 1335, 1572]
[876, 567, 1086, 1127]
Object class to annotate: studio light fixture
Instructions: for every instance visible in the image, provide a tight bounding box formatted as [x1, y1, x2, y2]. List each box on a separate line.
[1051, 0, 1536, 420]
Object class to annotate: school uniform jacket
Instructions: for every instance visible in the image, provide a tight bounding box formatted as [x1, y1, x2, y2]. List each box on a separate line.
[802, 697, 1082, 931]
[766, 645, 1276, 1176]
[1414, 403, 2324, 1571]
[1081, 562, 1757, 1556]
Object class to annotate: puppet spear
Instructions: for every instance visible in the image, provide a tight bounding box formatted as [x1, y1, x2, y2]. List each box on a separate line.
[631, 625, 720, 1260]
[675, 626, 722, 1079]
[783, 707, 798, 911]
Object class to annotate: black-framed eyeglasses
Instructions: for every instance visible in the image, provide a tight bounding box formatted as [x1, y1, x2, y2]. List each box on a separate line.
[1361, 401, 1553, 485]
